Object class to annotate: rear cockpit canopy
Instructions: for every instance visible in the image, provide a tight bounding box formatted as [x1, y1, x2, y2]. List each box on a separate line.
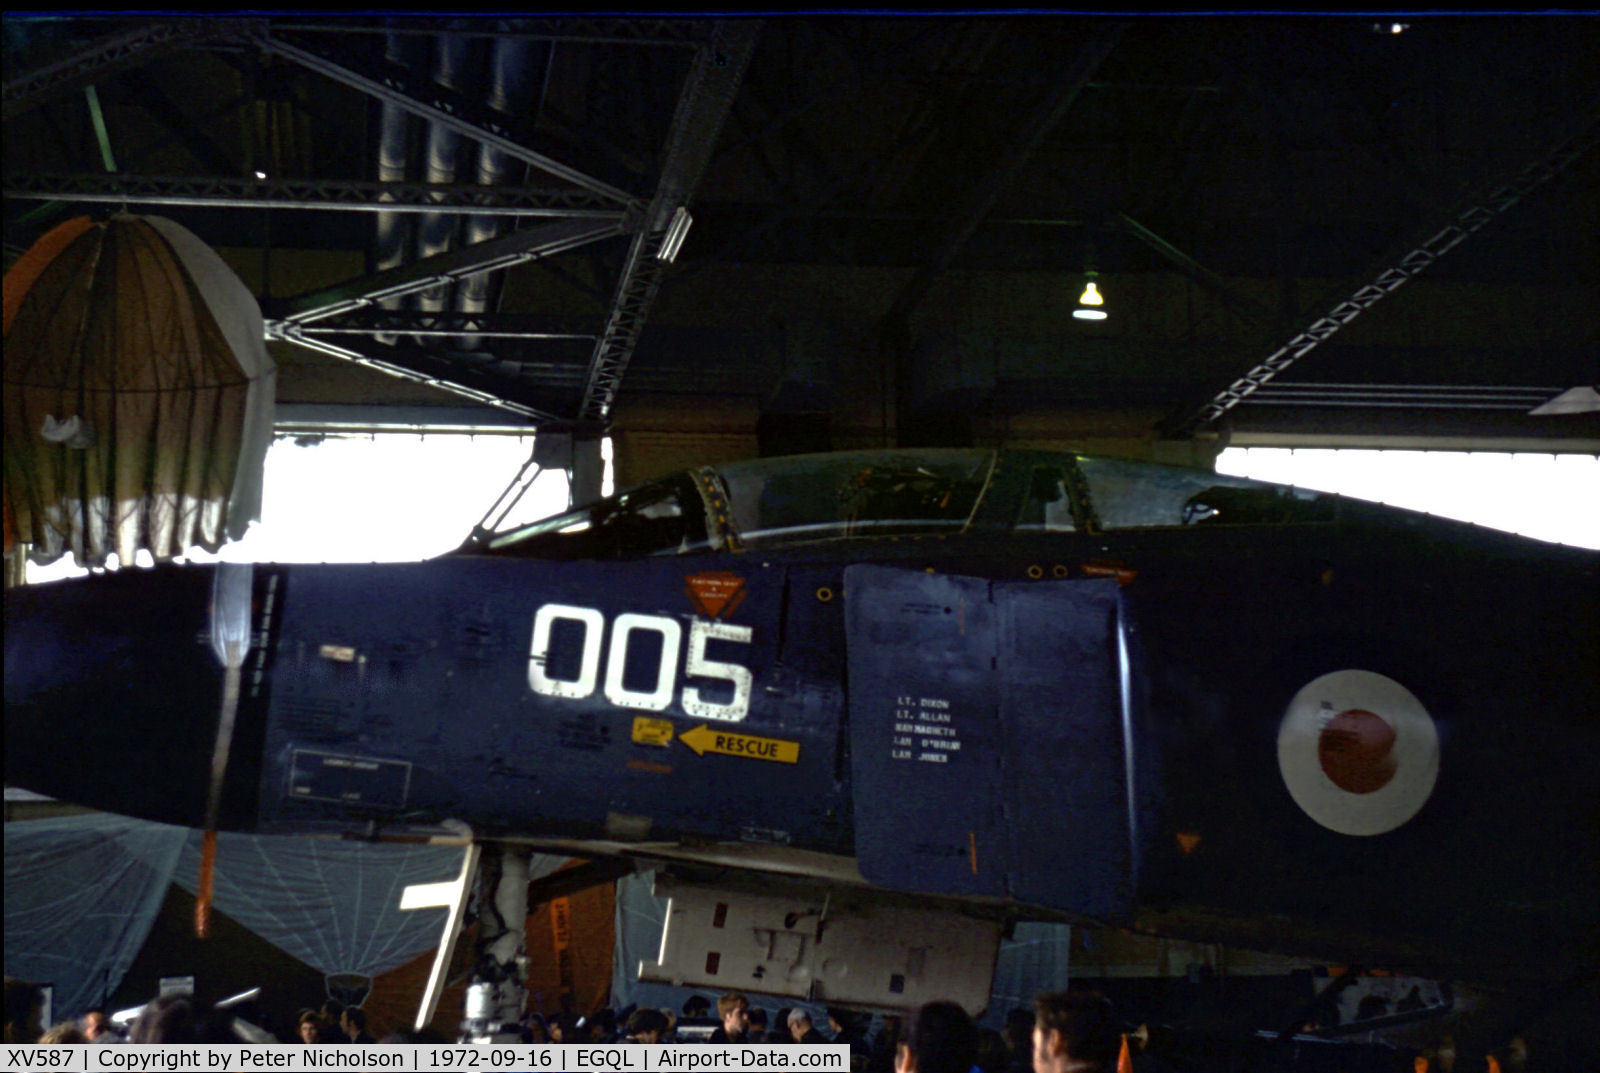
[466, 448, 1337, 559]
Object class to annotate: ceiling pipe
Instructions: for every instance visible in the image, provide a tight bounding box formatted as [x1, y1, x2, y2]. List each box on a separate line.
[457, 34, 538, 349]
[414, 33, 470, 324]
[373, 30, 417, 345]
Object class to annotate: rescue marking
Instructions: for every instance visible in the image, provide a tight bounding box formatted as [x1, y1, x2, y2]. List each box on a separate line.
[679, 724, 800, 764]
[1278, 669, 1439, 836]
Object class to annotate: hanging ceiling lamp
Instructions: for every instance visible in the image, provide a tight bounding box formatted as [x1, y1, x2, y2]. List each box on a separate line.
[1073, 271, 1107, 321]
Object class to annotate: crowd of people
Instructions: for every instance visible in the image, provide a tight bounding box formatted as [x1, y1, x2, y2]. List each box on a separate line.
[4, 975, 1541, 1071]
[5, 976, 1125, 1070]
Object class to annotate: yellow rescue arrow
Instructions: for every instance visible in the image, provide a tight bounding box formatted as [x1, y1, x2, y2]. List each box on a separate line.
[679, 724, 800, 764]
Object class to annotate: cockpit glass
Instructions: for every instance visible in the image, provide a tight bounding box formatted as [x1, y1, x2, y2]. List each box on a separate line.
[484, 472, 714, 558]
[1076, 455, 1336, 529]
[715, 450, 996, 547]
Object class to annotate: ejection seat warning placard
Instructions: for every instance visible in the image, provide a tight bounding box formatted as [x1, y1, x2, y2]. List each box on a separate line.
[890, 696, 965, 764]
[289, 749, 411, 808]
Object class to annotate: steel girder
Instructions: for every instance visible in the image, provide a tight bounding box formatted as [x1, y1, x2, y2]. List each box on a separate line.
[578, 20, 763, 423]
[1168, 105, 1600, 436]
[287, 311, 599, 341]
[268, 216, 630, 325]
[280, 334, 564, 423]
[275, 18, 709, 48]
[253, 26, 639, 206]
[4, 173, 628, 217]
[882, 24, 1126, 328]
[1237, 383, 1565, 411]
[2, 19, 255, 120]
[1114, 212, 1275, 325]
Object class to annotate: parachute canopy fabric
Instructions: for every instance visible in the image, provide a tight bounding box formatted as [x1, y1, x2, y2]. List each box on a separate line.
[3, 214, 275, 567]
[2, 812, 188, 1017]
[3, 811, 489, 1018]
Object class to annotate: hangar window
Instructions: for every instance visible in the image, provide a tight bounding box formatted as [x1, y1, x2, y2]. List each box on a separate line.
[21, 431, 592, 582]
[1217, 448, 1600, 550]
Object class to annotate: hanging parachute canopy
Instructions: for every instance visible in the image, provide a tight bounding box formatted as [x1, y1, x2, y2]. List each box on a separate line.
[3, 214, 276, 568]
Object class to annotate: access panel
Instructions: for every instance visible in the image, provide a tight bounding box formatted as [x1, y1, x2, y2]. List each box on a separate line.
[845, 565, 1136, 920]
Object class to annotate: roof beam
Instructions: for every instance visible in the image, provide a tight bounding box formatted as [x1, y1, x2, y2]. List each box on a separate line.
[290, 310, 599, 342]
[1114, 212, 1275, 325]
[883, 23, 1126, 328]
[273, 18, 708, 48]
[2, 19, 255, 119]
[5, 173, 628, 217]
[578, 20, 763, 423]
[1164, 104, 1600, 436]
[267, 216, 631, 325]
[253, 26, 640, 205]
[275, 334, 566, 424]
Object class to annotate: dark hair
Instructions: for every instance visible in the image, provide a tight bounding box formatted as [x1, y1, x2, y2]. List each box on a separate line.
[682, 996, 711, 1016]
[901, 1001, 977, 1073]
[1033, 991, 1117, 1065]
[4, 978, 44, 1045]
[626, 1008, 669, 1038]
[129, 995, 236, 1044]
[382, 1028, 450, 1044]
[976, 1028, 1009, 1073]
[344, 1007, 367, 1031]
[1002, 1007, 1034, 1048]
[747, 1008, 768, 1028]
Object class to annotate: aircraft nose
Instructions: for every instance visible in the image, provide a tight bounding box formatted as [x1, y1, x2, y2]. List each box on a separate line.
[4, 564, 256, 828]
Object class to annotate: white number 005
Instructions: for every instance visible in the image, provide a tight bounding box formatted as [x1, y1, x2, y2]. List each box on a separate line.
[527, 604, 753, 722]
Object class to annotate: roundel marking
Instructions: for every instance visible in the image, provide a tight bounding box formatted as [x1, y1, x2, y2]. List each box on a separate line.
[1277, 669, 1439, 836]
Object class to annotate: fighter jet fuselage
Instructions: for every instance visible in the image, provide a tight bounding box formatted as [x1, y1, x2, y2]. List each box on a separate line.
[6, 449, 1597, 987]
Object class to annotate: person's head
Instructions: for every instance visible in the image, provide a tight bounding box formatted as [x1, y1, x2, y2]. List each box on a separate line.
[40, 1022, 88, 1044]
[1500, 1034, 1528, 1073]
[341, 1007, 367, 1039]
[81, 1009, 111, 1041]
[788, 1009, 813, 1040]
[527, 1015, 549, 1044]
[1032, 992, 1117, 1073]
[4, 977, 44, 1044]
[129, 994, 235, 1044]
[747, 1008, 768, 1032]
[682, 996, 711, 1019]
[626, 1007, 670, 1043]
[381, 1028, 449, 1044]
[896, 1002, 977, 1073]
[1002, 1008, 1034, 1055]
[827, 1007, 848, 1035]
[977, 1028, 1009, 1073]
[1428, 1033, 1457, 1073]
[717, 993, 749, 1034]
[297, 1010, 322, 1044]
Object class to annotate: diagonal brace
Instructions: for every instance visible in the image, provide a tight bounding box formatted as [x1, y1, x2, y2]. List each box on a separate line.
[254, 26, 640, 206]
[268, 216, 631, 326]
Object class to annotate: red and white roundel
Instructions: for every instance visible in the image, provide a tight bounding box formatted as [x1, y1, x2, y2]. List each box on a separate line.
[1277, 669, 1439, 836]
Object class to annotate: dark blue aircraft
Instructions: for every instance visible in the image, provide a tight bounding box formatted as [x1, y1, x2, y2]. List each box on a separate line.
[6, 447, 1598, 995]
